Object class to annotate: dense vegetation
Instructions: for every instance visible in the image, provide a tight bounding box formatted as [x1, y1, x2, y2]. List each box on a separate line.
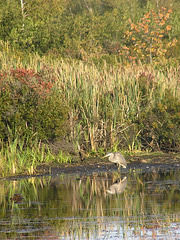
[0, 0, 180, 63]
[0, 0, 179, 176]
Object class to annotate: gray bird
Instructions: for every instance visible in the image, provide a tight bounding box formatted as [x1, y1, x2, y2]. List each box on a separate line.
[104, 152, 127, 171]
[106, 176, 127, 194]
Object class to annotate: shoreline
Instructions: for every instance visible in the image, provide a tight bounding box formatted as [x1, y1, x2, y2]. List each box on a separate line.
[1, 152, 179, 181]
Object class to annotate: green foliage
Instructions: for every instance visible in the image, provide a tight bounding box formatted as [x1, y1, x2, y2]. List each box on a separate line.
[56, 150, 72, 164]
[0, 67, 68, 142]
[0, 0, 22, 44]
[0, 127, 72, 176]
[137, 90, 180, 151]
[0, 0, 179, 63]
[0, 1, 179, 177]
[0, 54, 179, 154]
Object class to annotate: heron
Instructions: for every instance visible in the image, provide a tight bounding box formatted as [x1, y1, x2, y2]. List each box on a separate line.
[103, 152, 127, 171]
[105, 176, 127, 194]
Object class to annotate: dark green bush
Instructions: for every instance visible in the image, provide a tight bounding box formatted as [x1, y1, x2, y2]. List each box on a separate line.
[137, 90, 180, 151]
[0, 68, 68, 143]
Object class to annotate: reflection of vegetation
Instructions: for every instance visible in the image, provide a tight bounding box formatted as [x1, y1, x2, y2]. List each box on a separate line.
[0, 170, 179, 239]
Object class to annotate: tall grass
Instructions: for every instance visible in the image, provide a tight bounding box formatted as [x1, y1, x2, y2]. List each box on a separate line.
[0, 127, 72, 177]
[0, 45, 179, 154]
[54, 60, 179, 151]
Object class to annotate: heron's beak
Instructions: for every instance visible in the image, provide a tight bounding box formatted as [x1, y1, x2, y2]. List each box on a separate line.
[103, 153, 110, 158]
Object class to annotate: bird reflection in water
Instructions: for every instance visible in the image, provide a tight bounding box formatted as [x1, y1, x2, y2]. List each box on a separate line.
[105, 176, 127, 194]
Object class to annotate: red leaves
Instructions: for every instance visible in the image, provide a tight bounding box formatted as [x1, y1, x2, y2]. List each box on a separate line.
[0, 67, 57, 116]
[2, 68, 54, 98]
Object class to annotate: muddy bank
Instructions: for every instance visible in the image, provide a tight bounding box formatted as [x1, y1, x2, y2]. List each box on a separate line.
[48, 152, 180, 177]
[49, 161, 180, 177]
[3, 152, 179, 181]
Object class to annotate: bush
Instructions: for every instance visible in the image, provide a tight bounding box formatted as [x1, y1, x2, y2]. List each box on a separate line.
[0, 67, 68, 143]
[137, 90, 180, 151]
[119, 8, 177, 64]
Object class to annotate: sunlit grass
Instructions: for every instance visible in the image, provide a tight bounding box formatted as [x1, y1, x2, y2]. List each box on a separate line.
[0, 46, 179, 176]
[0, 132, 71, 177]
[53, 59, 179, 152]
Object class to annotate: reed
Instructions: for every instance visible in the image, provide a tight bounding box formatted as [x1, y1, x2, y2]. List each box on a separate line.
[0, 48, 179, 154]
[53, 60, 179, 151]
[0, 128, 71, 177]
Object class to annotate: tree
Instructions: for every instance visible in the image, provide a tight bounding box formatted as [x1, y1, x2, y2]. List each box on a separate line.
[119, 7, 177, 64]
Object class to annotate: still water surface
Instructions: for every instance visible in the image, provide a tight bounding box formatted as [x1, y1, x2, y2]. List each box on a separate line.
[0, 168, 179, 239]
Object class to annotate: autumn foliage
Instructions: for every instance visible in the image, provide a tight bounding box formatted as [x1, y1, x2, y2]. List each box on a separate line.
[119, 8, 177, 63]
[0, 1, 179, 155]
[0, 1, 179, 64]
[0, 67, 68, 141]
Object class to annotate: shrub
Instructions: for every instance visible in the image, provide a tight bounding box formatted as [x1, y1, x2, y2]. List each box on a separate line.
[137, 90, 180, 151]
[119, 8, 177, 64]
[0, 67, 68, 143]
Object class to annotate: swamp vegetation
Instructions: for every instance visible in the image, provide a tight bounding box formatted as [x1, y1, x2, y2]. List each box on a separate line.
[0, 0, 180, 177]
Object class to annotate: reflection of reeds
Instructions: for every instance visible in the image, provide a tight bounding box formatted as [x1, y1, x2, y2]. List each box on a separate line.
[0, 170, 179, 239]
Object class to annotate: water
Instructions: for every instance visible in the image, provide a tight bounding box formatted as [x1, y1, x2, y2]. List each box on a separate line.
[0, 169, 179, 239]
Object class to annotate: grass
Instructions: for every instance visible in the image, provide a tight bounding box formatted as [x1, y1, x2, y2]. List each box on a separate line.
[53, 59, 179, 152]
[0, 130, 72, 177]
[0, 48, 179, 176]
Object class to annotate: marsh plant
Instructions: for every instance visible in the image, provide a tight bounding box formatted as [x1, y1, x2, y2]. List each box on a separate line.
[0, 3, 180, 176]
[54, 60, 179, 152]
[0, 57, 179, 177]
[0, 127, 72, 176]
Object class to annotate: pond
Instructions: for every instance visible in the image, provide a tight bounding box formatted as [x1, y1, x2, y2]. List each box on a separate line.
[0, 166, 179, 239]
